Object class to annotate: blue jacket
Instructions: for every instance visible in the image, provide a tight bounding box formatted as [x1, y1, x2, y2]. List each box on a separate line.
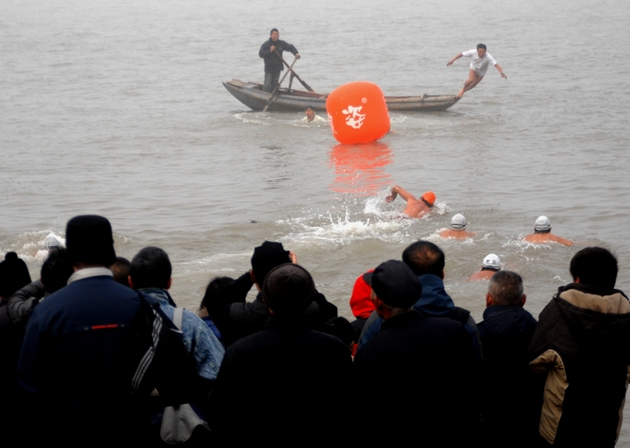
[139, 288, 224, 380]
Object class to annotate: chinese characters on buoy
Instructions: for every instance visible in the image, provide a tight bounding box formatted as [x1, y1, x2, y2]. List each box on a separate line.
[326, 81, 390, 144]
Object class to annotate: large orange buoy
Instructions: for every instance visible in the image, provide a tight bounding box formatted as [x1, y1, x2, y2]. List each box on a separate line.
[326, 81, 390, 144]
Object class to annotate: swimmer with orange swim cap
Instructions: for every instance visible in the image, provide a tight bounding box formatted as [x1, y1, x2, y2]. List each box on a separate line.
[386, 185, 435, 218]
[524, 216, 573, 247]
[468, 253, 502, 281]
[440, 214, 475, 239]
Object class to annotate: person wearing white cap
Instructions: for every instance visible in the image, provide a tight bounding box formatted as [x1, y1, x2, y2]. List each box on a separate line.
[524, 216, 573, 246]
[469, 253, 502, 281]
[440, 213, 475, 239]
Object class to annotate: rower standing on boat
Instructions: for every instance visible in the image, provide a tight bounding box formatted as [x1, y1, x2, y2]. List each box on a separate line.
[446, 43, 507, 98]
[259, 28, 300, 93]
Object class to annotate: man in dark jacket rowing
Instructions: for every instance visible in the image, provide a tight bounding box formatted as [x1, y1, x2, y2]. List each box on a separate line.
[259, 28, 300, 92]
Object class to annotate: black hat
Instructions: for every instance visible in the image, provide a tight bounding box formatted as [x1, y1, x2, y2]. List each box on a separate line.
[262, 263, 315, 314]
[251, 241, 291, 285]
[0, 252, 32, 298]
[66, 215, 116, 266]
[363, 260, 422, 308]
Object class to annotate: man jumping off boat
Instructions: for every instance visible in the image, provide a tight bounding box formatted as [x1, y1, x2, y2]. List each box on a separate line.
[447, 43, 507, 98]
[259, 28, 300, 93]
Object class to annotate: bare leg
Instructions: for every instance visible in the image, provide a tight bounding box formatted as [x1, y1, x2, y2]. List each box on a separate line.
[457, 70, 484, 98]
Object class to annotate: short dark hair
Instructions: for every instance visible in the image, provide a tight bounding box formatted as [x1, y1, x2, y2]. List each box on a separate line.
[402, 241, 445, 277]
[41, 247, 74, 294]
[110, 256, 131, 287]
[477, 43, 487, 50]
[305, 105, 315, 111]
[201, 276, 234, 311]
[488, 271, 524, 306]
[570, 247, 618, 289]
[270, 28, 279, 35]
[130, 246, 172, 290]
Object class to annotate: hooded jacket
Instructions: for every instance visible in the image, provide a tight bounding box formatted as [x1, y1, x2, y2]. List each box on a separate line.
[528, 283, 630, 447]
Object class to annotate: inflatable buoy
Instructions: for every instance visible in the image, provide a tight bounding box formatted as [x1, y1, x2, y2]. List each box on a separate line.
[326, 81, 390, 144]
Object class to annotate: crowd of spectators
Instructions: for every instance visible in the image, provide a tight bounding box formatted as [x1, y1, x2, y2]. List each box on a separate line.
[0, 214, 627, 447]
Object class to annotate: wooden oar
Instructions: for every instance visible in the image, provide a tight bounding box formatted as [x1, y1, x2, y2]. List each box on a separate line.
[262, 57, 298, 112]
[274, 50, 314, 92]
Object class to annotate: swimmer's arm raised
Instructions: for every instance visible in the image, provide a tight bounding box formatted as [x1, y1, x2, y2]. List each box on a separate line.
[386, 185, 415, 203]
[447, 53, 463, 66]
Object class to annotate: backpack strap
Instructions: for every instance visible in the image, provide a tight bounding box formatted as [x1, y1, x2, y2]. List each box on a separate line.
[172, 307, 183, 331]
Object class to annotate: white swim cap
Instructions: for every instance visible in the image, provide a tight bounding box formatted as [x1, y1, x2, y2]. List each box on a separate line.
[450, 214, 467, 230]
[482, 253, 501, 270]
[534, 216, 551, 232]
[44, 237, 61, 250]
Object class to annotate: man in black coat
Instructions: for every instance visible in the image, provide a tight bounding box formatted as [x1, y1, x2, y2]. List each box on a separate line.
[259, 28, 300, 92]
[17, 216, 147, 447]
[354, 260, 481, 446]
[209, 263, 352, 444]
[478, 270, 540, 447]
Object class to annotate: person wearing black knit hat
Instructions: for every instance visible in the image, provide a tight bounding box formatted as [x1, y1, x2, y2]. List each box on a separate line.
[17, 215, 146, 447]
[354, 259, 481, 445]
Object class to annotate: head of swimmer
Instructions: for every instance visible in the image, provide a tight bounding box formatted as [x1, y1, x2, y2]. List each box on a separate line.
[476, 43, 487, 57]
[270, 28, 279, 42]
[304, 106, 315, 121]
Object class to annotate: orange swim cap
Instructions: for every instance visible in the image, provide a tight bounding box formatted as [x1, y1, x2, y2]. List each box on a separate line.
[421, 191, 436, 206]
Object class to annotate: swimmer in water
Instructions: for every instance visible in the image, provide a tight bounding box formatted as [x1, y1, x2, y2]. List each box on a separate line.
[440, 214, 475, 239]
[301, 106, 326, 123]
[386, 185, 435, 218]
[468, 253, 502, 281]
[524, 216, 573, 247]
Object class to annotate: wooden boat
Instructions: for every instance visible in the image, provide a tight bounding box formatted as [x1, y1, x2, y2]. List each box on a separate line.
[223, 79, 460, 112]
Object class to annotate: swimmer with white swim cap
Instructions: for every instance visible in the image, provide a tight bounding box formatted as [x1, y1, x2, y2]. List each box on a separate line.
[524, 216, 573, 246]
[386, 185, 435, 218]
[440, 213, 475, 239]
[468, 253, 502, 281]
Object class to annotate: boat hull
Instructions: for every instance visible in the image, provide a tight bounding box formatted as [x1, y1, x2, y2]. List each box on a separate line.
[222, 79, 459, 113]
